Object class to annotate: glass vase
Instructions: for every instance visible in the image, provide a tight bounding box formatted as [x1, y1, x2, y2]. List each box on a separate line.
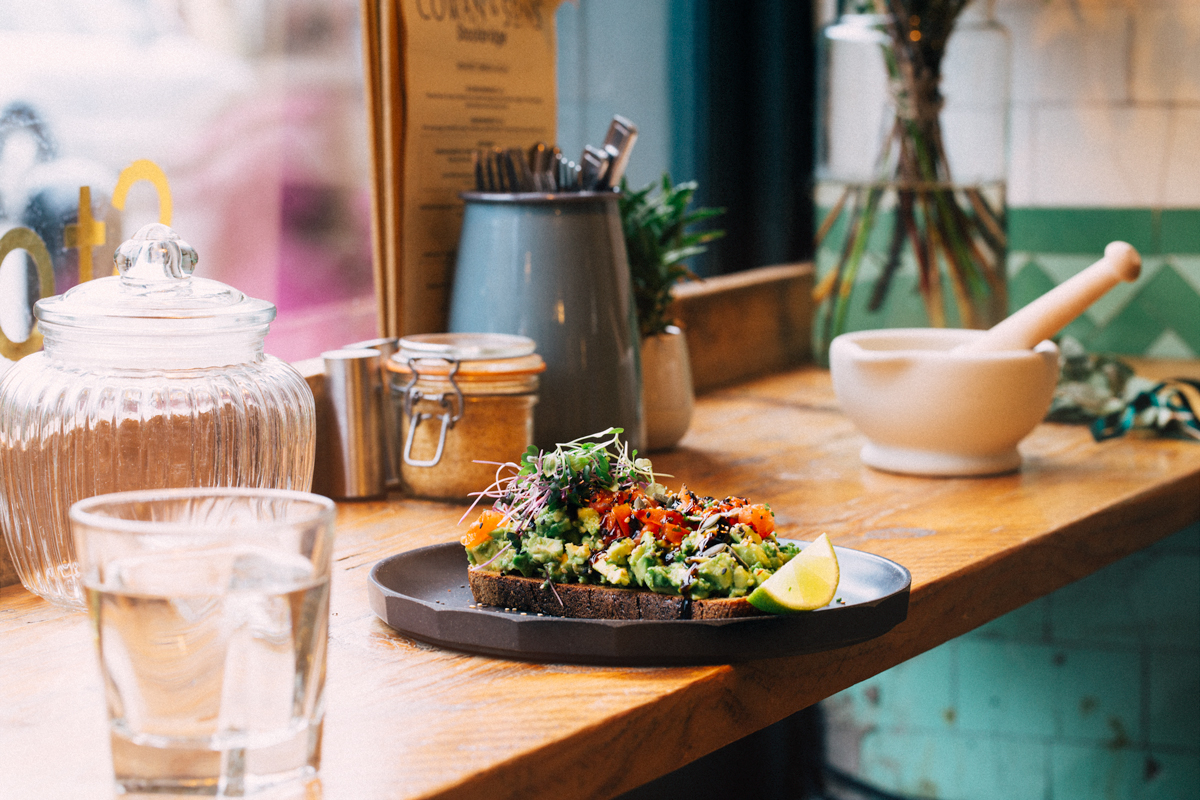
[813, 2, 1011, 362]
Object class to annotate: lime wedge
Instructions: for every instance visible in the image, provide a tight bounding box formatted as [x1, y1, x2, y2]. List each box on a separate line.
[747, 533, 839, 614]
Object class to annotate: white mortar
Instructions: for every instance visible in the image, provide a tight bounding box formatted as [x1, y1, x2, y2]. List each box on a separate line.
[829, 328, 1060, 477]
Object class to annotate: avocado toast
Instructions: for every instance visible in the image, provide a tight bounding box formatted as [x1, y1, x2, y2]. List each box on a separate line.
[461, 429, 802, 620]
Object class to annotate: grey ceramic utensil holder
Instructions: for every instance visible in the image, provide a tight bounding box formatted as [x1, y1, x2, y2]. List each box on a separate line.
[448, 191, 644, 452]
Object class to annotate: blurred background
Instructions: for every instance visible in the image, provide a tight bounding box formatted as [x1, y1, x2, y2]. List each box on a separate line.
[3, 0, 1195, 362]
[0, 1, 1196, 798]
[0, 0, 818, 363]
[0, 0, 375, 362]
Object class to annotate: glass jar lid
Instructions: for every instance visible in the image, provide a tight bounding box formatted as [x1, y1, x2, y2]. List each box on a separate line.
[390, 333, 545, 379]
[387, 333, 545, 393]
[34, 223, 275, 333]
[396, 332, 536, 363]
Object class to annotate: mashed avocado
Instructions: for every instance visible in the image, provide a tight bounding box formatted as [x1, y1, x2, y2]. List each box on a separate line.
[463, 490, 800, 599]
[461, 430, 800, 599]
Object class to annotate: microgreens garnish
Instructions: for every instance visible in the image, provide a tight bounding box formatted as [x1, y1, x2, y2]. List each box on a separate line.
[460, 428, 659, 536]
[541, 572, 565, 606]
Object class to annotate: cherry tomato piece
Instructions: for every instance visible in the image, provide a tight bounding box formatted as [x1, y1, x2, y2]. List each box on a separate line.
[461, 508, 505, 548]
[659, 521, 688, 546]
[737, 503, 775, 537]
[633, 507, 688, 545]
[588, 489, 615, 515]
[603, 503, 634, 540]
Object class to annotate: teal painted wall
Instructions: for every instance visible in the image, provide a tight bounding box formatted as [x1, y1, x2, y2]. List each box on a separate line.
[824, 523, 1200, 799]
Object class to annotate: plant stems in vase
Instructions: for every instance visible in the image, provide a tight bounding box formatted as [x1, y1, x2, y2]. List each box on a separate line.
[814, 0, 1011, 361]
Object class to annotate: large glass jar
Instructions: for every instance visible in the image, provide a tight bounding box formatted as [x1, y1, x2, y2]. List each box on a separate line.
[0, 224, 315, 609]
[814, 1, 1011, 361]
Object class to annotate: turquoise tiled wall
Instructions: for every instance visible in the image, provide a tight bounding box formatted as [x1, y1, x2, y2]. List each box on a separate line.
[1008, 208, 1200, 359]
[814, 206, 1200, 359]
[823, 524, 1200, 799]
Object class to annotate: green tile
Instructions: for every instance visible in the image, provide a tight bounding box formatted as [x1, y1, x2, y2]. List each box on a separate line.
[1060, 313, 1100, 347]
[967, 596, 1050, 642]
[815, 204, 1198, 360]
[858, 730, 1048, 800]
[829, 642, 957, 732]
[1053, 744, 1200, 800]
[1084, 258, 1166, 328]
[858, 730, 947, 798]
[1125, 553, 1200, 649]
[1087, 300, 1164, 356]
[1160, 209, 1200, 254]
[1006, 251, 1034, 279]
[1057, 648, 1142, 745]
[1144, 330, 1198, 359]
[1036, 253, 1103, 285]
[957, 640, 1058, 737]
[958, 638, 1143, 744]
[1140, 750, 1200, 800]
[1008, 261, 1057, 313]
[1009, 208, 1157, 255]
[956, 737, 1049, 800]
[1050, 743, 1141, 800]
[1007, 256, 1170, 333]
[1051, 552, 1150, 646]
[1148, 650, 1200, 750]
[1171, 255, 1200, 294]
[1128, 265, 1200, 355]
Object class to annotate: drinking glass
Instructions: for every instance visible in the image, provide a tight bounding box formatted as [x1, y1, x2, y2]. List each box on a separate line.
[70, 488, 336, 798]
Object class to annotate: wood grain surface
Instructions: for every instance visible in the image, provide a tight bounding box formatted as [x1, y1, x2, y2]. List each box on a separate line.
[2, 365, 1198, 800]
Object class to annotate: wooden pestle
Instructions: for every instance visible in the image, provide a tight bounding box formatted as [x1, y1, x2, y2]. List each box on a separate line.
[958, 241, 1142, 352]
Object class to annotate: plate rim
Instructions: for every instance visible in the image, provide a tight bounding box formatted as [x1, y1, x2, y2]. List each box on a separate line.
[367, 539, 911, 664]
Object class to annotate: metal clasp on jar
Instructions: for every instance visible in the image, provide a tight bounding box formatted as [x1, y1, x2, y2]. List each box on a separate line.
[398, 358, 465, 467]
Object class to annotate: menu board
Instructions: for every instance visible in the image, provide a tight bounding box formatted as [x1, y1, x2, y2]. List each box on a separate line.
[361, 0, 563, 336]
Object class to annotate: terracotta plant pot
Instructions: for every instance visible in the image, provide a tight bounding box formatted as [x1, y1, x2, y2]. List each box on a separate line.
[641, 325, 694, 451]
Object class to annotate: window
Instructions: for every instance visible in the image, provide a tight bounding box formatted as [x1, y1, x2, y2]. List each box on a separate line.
[1, 0, 815, 368]
[556, 0, 815, 277]
[0, 0, 375, 364]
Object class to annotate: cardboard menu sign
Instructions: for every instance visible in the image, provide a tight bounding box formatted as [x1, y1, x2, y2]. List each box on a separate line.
[360, 0, 563, 336]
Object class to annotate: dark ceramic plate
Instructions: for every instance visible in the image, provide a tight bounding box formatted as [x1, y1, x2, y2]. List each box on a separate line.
[368, 541, 911, 666]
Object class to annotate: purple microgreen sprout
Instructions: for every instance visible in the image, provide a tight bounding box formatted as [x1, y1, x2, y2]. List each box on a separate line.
[459, 428, 658, 539]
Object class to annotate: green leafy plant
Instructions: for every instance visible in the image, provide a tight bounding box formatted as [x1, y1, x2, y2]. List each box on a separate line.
[619, 174, 725, 339]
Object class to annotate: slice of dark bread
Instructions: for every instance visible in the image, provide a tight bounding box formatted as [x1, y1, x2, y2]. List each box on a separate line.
[467, 569, 765, 620]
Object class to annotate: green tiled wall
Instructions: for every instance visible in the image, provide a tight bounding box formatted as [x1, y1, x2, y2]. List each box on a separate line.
[1004, 209, 1200, 259]
[823, 524, 1200, 799]
[817, 207, 1200, 359]
[1008, 208, 1200, 359]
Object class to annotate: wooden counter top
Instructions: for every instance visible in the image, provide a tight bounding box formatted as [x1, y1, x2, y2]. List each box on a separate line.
[3, 365, 1198, 800]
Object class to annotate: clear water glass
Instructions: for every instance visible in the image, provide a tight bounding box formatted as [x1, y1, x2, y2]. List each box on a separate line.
[70, 488, 335, 798]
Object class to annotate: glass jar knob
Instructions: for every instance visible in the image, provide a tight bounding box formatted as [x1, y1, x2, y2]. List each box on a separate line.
[114, 223, 198, 282]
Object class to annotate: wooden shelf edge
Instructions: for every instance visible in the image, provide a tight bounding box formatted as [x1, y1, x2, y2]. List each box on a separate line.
[669, 263, 814, 393]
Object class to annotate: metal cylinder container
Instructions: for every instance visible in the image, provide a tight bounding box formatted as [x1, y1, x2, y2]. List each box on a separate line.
[321, 348, 385, 499]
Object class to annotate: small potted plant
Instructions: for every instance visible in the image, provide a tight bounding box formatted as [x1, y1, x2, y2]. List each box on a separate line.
[619, 174, 724, 450]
